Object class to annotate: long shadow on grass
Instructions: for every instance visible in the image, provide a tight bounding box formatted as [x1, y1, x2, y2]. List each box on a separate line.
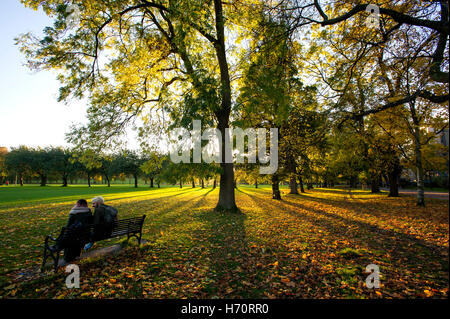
[240, 189, 447, 270]
[193, 208, 257, 298]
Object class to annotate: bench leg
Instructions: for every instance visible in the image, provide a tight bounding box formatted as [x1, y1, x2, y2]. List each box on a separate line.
[54, 251, 60, 273]
[41, 246, 48, 272]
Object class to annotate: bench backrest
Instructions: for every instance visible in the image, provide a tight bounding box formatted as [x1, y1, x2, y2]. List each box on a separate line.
[58, 215, 146, 244]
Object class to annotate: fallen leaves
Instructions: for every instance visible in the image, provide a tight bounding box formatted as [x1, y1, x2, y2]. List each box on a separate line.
[0, 186, 448, 299]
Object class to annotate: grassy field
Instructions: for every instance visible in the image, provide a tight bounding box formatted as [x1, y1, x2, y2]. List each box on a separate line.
[0, 185, 448, 298]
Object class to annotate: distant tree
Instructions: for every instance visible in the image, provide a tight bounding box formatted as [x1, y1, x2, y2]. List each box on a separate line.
[5, 146, 34, 186]
[0, 147, 8, 184]
[141, 152, 166, 188]
[113, 150, 145, 188]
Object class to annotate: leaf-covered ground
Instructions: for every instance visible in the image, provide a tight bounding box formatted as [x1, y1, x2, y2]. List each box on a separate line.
[0, 185, 448, 298]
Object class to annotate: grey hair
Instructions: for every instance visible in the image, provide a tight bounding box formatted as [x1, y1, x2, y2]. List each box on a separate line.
[92, 196, 105, 204]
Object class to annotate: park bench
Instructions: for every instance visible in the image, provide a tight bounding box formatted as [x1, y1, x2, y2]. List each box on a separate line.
[41, 215, 146, 272]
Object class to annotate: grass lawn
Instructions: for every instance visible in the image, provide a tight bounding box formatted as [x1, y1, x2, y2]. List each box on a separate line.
[0, 185, 448, 298]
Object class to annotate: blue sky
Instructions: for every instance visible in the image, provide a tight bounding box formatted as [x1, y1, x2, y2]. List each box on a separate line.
[0, 0, 88, 150]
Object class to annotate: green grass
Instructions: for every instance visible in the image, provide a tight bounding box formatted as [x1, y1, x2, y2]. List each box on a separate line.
[0, 185, 448, 299]
[0, 184, 175, 207]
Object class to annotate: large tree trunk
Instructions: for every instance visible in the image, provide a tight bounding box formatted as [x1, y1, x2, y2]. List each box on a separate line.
[192, 179, 195, 188]
[254, 178, 258, 188]
[370, 172, 381, 193]
[134, 174, 138, 188]
[213, 0, 237, 212]
[298, 174, 305, 193]
[388, 159, 401, 197]
[213, 178, 217, 189]
[289, 174, 298, 194]
[105, 175, 111, 187]
[414, 128, 425, 206]
[157, 180, 160, 188]
[179, 179, 183, 188]
[201, 179, 204, 188]
[150, 177, 154, 188]
[410, 103, 425, 206]
[272, 174, 281, 200]
[87, 172, 91, 187]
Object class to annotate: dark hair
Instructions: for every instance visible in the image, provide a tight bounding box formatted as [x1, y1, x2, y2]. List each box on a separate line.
[76, 199, 88, 207]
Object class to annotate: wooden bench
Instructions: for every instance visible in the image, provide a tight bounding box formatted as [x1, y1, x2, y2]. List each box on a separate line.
[41, 215, 146, 272]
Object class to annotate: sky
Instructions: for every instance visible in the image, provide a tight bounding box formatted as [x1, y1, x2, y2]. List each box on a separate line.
[0, 0, 89, 150]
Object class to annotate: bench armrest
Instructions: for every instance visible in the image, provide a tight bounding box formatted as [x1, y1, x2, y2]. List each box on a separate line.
[44, 235, 57, 246]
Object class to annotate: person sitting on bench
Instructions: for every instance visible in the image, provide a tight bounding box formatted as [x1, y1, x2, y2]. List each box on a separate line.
[84, 196, 118, 250]
[51, 199, 92, 262]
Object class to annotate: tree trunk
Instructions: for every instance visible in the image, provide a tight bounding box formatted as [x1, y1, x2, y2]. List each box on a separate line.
[134, 174, 138, 188]
[414, 128, 425, 206]
[213, 178, 217, 189]
[62, 175, 68, 187]
[180, 179, 183, 188]
[150, 177, 154, 188]
[40, 174, 47, 187]
[298, 174, 305, 193]
[289, 174, 298, 194]
[349, 175, 357, 189]
[388, 159, 401, 197]
[370, 172, 380, 193]
[213, 0, 237, 212]
[410, 102, 425, 206]
[272, 174, 281, 200]
[201, 179, 204, 188]
[157, 180, 160, 188]
[192, 179, 195, 188]
[87, 173, 91, 187]
[106, 175, 111, 187]
[254, 178, 258, 188]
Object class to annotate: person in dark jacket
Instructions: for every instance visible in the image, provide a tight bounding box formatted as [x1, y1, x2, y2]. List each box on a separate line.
[84, 196, 115, 250]
[51, 199, 92, 262]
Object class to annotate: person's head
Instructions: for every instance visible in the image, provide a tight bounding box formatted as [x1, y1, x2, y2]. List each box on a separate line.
[76, 199, 88, 207]
[91, 196, 105, 208]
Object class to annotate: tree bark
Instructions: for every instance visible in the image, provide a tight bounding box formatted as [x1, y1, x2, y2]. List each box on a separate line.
[370, 172, 381, 193]
[213, 178, 217, 189]
[289, 174, 298, 194]
[388, 159, 401, 197]
[192, 179, 195, 188]
[254, 178, 258, 188]
[62, 175, 68, 187]
[410, 102, 425, 206]
[201, 179, 204, 188]
[414, 127, 425, 206]
[298, 174, 305, 193]
[40, 174, 47, 187]
[150, 177, 154, 188]
[213, 0, 237, 212]
[272, 174, 281, 200]
[134, 174, 138, 188]
[180, 179, 183, 188]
